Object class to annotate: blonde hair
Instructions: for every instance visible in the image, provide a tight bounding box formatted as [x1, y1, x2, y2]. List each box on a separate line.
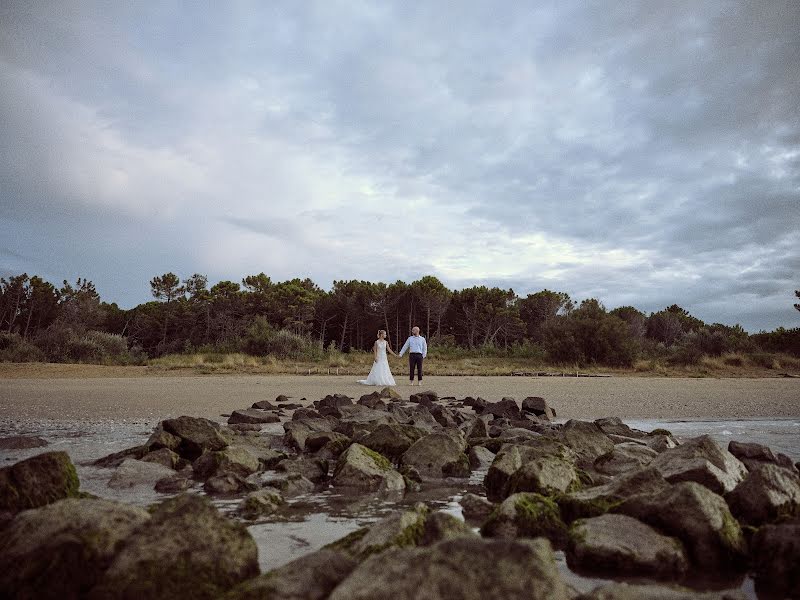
[378, 330, 387, 336]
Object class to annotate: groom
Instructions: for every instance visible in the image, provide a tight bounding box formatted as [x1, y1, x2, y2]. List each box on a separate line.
[398, 326, 427, 386]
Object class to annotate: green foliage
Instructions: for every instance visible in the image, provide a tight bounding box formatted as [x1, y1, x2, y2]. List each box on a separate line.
[242, 320, 321, 360]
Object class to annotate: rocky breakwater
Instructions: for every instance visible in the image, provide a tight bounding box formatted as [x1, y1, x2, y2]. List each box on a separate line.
[1, 390, 798, 599]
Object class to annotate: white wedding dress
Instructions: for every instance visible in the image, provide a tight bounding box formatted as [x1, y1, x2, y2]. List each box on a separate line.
[358, 340, 396, 386]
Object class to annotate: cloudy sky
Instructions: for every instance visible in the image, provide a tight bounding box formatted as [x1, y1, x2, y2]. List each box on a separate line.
[1, 1, 798, 331]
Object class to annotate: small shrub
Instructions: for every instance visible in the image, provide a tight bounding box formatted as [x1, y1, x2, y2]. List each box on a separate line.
[0, 333, 45, 362]
[66, 337, 105, 362]
[83, 330, 128, 357]
[722, 353, 745, 367]
[748, 352, 780, 370]
[242, 317, 276, 356]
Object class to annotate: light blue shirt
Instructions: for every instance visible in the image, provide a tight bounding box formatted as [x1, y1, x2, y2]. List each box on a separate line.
[399, 334, 427, 358]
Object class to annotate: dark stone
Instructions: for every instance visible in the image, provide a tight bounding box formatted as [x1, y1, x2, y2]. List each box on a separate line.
[649, 435, 747, 495]
[154, 474, 191, 493]
[228, 409, 280, 425]
[276, 457, 329, 484]
[481, 398, 522, 420]
[0, 435, 49, 449]
[93, 445, 149, 468]
[361, 423, 426, 460]
[251, 400, 278, 410]
[750, 520, 800, 600]
[161, 416, 228, 460]
[0, 451, 80, 514]
[522, 397, 556, 420]
[728, 440, 796, 472]
[725, 463, 800, 525]
[203, 472, 258, 495]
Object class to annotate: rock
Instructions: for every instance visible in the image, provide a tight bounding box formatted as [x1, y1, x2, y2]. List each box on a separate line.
[253, 448, 288, 469]
[154, 474, 191, 493]
[140, 447, 182, 470]
[593, 417, 645, 439]
[283, 418, 334, 451]
[616, 481, 746, 573]
[266, 473, 315, 497]
[93, 445, 149, 468]
[161, 416, 228, 459]
[646, 434, 679, 453]
[507, 454, 582, 496]
[468, 445, 496, 469]
[750, 520, 800, 600]
[227, 423, 263, 433]
[329, 504, 429, 557]
[304, 431, 350, 454]
[204, 472, 257, 495]
[560, 420, 615, 467]
[648, 435, 747, 495]
[481, 492, 568, 547]
[727, 440, 796, 472]
[0, 451, 80, 514]
[278, 402, 303, 410]
[725, 462, 800, 525]
[380, 386, 401, 400]
[401, 433, 470, 479]
[0, 435, 48, 449]
[329, 536, 570, 600]
[428, 404, 459, 427]
[409, 390, 438, 404]
[463, 416, 488, 439]
[334, 405, 395, 437]
[0, 498, 149, 598]
[251, 400, 278, 410]
[223, 548, 356, 600]
[420, 511, 476, 545]
[558, 467, 670, 523]
[484, 439, 577, 502]
[276, 457, 329, 483]
[358, 391, 387, 410]
[292, 407, 323, 420]
[228, 409, 280, 425]
[145, 426, 181, 452]
[192, 446, 260, 480]
[499, 427, 541, 440]
[522, 396, 556, 419]
[594, 443, 659, 476]
[567, 514, 688, 580]
[481, 398, 522, 420]
[460, 493, 495, 521]
[238, 489, 285, 520]
[577, 582, 748, 599]
[316, 394, 354, 417]
[90, 494, 258, 600]
[331, 443, 405, 493]
[360, 423, 426, 460]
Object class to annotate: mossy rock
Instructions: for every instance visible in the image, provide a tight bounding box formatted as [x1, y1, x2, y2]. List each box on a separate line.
[326, 504, 429, 558]
[482, 492, 569, 549]
[0, 451, 80, 514]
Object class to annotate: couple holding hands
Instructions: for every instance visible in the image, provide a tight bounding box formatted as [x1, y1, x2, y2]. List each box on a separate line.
[357, 327, 427, 387]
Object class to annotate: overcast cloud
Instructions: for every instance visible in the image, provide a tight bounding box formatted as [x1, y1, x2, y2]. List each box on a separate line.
[1, 1, 798, 331]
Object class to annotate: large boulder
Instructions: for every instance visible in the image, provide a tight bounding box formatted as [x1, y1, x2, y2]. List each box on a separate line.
[360, 423, 426, 460]
[567, 514, 688, 580]
[276, 457, 329, 484]
[468, 445, 496, 469]
[161, 416, 228, 459]
[315, 394, 354, 418]
[283, 418, 334, 451]
[108, 459, 175, 489]
[334, 405, 395, 437]
[460, 493, 495, 521]
[481, 398, 522, 420]
[0, 451, 80, 513]
[522, 396, 555, 420]
[594, 443, 659, 476]
[593, 417, 645, 439]
[481, 492, 568, 548]
[228, 409, 280, 425]
[750, 520, 800, 600]
[558, 467, 670, 523]
[191, 446, 261, 480]
[140, 448, 183, 470]
[223, 548, 357, 600]
[725, 463, 800, 525]
[401, 433, 470, 478]
[727, 440, 796, 472]
[331, 443, 405, 493]
[145, 426, 181, 452]
[648, 435, 747, 495]
[328, 536, 570, 600]
[329, 504, 429, 558]
[484, 440, 576, 501]
[0, 498, 150, 599]
[616, 481, 746, 574]
[559, 420, 615, 467]
[89, 494, 258, 600]
[577, 582, 747, 599]
[507, 454, 582, 496]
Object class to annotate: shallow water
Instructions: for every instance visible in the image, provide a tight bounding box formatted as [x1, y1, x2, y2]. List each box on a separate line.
[2, 416, 793, 599]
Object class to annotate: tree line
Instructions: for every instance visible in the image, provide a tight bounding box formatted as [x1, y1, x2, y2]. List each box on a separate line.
[1, 272, 798, 366]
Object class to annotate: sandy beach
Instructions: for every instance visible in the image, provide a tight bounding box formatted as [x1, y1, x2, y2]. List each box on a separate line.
[1, 374, 799, 421]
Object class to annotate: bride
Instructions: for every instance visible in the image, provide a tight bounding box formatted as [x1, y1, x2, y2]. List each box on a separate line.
[358, 330, 397, 386]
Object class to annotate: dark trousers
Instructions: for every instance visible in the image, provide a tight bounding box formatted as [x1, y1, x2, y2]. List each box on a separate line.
[409, 352, 423, 381]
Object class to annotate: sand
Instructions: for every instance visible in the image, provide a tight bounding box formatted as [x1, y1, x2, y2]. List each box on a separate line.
[1, 374, 799, 422]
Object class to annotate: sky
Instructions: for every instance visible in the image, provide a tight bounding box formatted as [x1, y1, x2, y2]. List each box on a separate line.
[0, 1, 798, 332]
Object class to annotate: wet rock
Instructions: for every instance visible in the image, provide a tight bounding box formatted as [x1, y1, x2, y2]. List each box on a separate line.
[360, 423, 426, 460]
[251, 399, 278, 410]
[567, 514, 688, 580]
[331, 443, 405, 493]
[558, 467, 670, 523]
[304, 431, 350, 454]
[329, 536, 570, 600]
[145, 426, 181, 452]
[507, 454, 582, 496]
[90, 494, 258, 600]
[93, 445, 149, 468]
[252, 448, 287, 469]
[468, 445, 496, 469]
[154, 474, 191, 493]
[192, 446, 261, 480]
[161, 416, 228, 460]
[522, 396, 556, 419]
[616, 481, 746, 574]
[283, 418, 334, 451]
[0, 435, 48, 449]
[460, 492, 495, 521]
[648, 435, 747, 495]
[593, 417, 645, 439]
[0, 451, 80, 514]
[577, 582, 748, 599]
[594, 443, 659, 476]
[560, 420, 615, 467]
[750, 520, 800, 600]
[266, 473, 315, 497]
[276, 457, 329, 483]
[420, 511, 476, 545]
[484, 440, 577, 502]
[238, 489, 285, 520]
[401, 433, 470, 479]
[141, 448, 183, 470]
[223, 548, 356, 600]
[278, 403, 303, 410]
[0, 498, 149, 599]
[334, 405, 395, 437]
[725, 463, 800, 525]
[727, 440, 796, 472]
[228, 409, 280, 425]
[329, 504, 429, 558]
[481, 492, 568, 547]
[204, 472, 257, 495]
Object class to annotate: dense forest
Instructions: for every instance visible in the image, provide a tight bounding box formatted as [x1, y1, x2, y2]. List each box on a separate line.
[1, 272, 798, 367]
